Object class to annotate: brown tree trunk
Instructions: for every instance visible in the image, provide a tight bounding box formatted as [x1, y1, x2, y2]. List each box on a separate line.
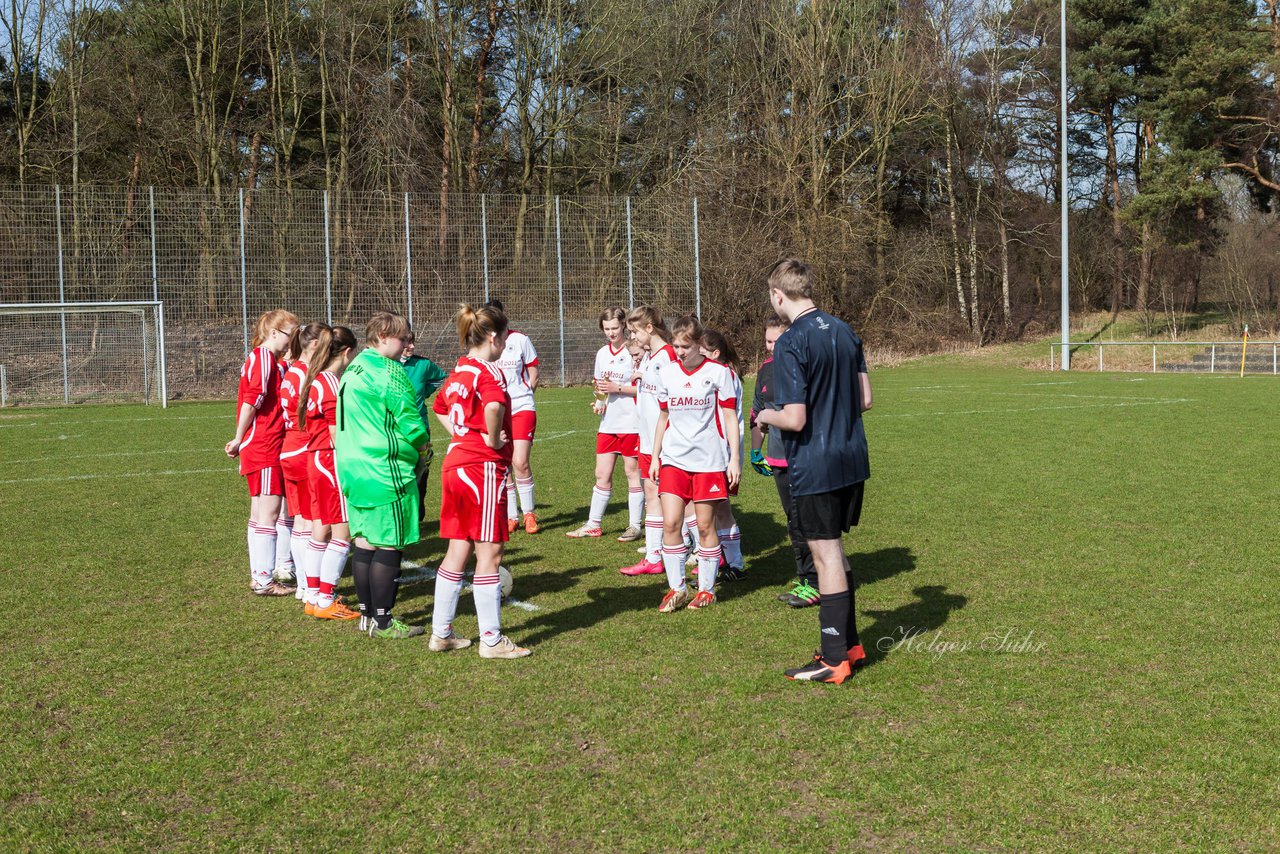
[467, 0, 500, 192]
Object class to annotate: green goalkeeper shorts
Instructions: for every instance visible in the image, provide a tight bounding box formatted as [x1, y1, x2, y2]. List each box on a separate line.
[348, 494, 420, 550]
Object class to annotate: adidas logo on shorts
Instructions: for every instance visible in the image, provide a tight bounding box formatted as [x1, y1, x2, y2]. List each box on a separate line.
[710, 485, 721, 493]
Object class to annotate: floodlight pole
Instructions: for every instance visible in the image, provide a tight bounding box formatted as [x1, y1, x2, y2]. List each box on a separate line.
[1060, 0, 1070, 370]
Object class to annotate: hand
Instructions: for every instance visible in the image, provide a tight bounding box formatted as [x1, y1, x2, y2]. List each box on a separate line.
[591, 401, 606, 416]
[225, 439, 241, 458]
[597, 378, 619, 395]
[750, 448, 773, 477]
[649, 457, 661, 482]
[727, 460, 741, 490]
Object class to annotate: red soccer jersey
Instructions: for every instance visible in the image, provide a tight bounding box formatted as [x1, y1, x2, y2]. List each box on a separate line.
[303, 371, 340, 452]
[236, 346, 286, 474]
[433, 356, 513, 470]
[279, 361, 310, 457]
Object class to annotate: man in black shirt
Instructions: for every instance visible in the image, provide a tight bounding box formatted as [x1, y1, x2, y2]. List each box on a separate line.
[755, 259, 872, 684]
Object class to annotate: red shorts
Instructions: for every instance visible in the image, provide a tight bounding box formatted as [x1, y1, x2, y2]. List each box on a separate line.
[306, 449, 348, 525]
[440, 460, 509, 543]
[245, 466, 285, 498]
[597, 433, 639, 458]
[511, 410, 537, 442]
[639, 453, 655, 481]
[658, 465, 730, 503]
[280, 452, 312, 518]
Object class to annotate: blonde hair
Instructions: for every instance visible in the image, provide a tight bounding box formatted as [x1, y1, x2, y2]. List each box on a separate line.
[298, 325, 356, 430]
[251, 309, 300, 348]
[767, 258, 813, 300]
[365, 311, 411, 346]
[670, 314, 704, 344]
[455, 303, 508, 350]
[626, 305, 670, 341]
[288, 322, 329, 360]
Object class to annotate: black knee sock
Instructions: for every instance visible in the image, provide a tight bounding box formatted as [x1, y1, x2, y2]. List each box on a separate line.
[351, 546, 375, 618]
[819, 590, 851, 665]
[370, 549, 403, 629]
[844, 572, 861, 649]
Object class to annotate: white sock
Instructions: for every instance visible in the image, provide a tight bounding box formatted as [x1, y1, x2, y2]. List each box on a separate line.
[289, 528, 309, 579]
[305, 539, 327, 605]
[274, 518, 294, 575]
[516, 476, 535, 514]
[249, 525, 276, 588]
[589, 486, 610, 526]
[627, 487, 644, 528]
[661, 543, 687, 591]
[718, 525, 742, 568]
[473, 573, 503, 645]
[697, 545, 719, 592]
[432, 567, 465, 638]
[507, 479, 519, 521]
[316, 538, 350, 609]
[684, 514, 697, 547]
[644, 514, 664, 563]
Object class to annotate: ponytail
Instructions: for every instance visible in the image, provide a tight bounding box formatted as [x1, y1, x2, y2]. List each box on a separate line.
[456, 303, 508, 350]
[626, 305, 671, 343]
[298, 325, 356, 429]
[288, 322, 329, 361]
[701, 328, 741, 376]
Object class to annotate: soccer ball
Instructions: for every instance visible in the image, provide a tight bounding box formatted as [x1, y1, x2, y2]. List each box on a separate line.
[498, 565, 513, 600]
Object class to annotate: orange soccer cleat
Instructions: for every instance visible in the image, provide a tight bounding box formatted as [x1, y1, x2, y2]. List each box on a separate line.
[312, 599, 361, 621]
[523, 513, 541, 534]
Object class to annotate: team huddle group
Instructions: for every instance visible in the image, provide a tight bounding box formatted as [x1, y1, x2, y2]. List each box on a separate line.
[226, 259, 873, 682]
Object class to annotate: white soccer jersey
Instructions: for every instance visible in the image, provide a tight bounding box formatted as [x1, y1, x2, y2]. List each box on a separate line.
[595, 342, 640, 435]
[655, 357, 738, 472]
[495, 330, 539, 414]
[636, 344, 678, 454]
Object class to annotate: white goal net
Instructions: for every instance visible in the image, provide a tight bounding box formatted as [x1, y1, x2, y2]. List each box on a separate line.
[0, 302, 167, 407]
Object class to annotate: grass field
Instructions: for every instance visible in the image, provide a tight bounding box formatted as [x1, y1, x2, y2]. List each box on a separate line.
[2, 357, 1278, 849]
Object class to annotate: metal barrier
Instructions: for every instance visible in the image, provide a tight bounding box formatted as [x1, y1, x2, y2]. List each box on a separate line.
[1050, 341, 1280, 373]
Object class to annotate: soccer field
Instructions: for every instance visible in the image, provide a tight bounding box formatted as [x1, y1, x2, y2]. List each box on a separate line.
[2, 362, 1277, 849]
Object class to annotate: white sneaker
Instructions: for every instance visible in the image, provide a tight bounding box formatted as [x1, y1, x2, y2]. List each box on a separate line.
[565, 523, 603, 539]
[428, 632, 473, 652]
[616, 525, 642, 542]
[478, 635, 531, 659]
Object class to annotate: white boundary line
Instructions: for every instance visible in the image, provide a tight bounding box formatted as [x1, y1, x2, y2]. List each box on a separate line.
[878, 399, 1191, 418]
[0, 466, 233, 485]
[396, 560, 539, 610]
[1, 447, 214, 466]
[0, 414, 231, 429]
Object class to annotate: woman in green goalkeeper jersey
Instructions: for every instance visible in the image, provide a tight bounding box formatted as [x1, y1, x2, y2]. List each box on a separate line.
[335, 311, 430, 639]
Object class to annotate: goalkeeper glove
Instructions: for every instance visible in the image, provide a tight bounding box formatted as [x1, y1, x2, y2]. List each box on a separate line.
[750, 448, 773, 477]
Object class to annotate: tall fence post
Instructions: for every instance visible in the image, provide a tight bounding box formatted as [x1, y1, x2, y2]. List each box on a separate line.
[1098, 343, 1103, 372]
[555, 195, 566, 387]
[626, 196, 635, 308]
[481, 194, 490, 302]
[692, 196, 702, 318]
[1210, 344, 1216, 373]
[148, 186, 159, 302]
[239, 188, 248, 355]
[55, 185, 69, 403]
[141, 310, 150, 403]
[157, 300, 168, 408]
[0, 365, 6, 407]
[1152, 344, 1156, 373]
[404, 192, 414, 326]
[323, 190, 333, 325]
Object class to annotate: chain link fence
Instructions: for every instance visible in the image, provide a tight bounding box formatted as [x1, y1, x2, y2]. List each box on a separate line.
[0, 185, 700, 402]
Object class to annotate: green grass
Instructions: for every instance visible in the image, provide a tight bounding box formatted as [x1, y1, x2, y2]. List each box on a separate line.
[2, 362, 1278, 849]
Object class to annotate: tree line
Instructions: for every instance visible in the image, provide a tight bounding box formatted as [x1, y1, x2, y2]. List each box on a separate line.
[5, 0, 1280, 346]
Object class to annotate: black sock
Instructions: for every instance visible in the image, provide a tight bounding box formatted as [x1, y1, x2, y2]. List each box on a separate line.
[844, 571, 861, 650]
[819, 590, 850, 665]
[370, 549, 403, 629]
[351, 546, 375, 618]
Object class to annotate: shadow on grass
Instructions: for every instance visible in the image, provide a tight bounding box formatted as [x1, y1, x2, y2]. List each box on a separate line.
[859, 584, 968, 671]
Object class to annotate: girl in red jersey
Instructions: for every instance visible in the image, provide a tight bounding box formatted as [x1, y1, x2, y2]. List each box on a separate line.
[430, 303, 531, 659]
[700, 329, 746, 581]
[566, 307, 643, 540]
[649, 315, 741, 612]
[280, 323, 328, 604]
[227, 308, 299, 596]
[618, 304, 676, 577]
[485, 299, 543, 535]
[297, 325, 361, 621]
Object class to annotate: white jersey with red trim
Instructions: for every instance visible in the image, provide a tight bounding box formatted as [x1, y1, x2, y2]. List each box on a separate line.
[594, 342, 639, 435]
[636, 344, 677, 454]
[655, 357, 737, 472]
[495, 330, 539, 415]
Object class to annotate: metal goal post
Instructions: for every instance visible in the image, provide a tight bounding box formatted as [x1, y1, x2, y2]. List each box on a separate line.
[0, 301, 167, 407]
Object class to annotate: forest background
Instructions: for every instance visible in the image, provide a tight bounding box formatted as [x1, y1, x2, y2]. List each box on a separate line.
[5, 0, 1280, 351]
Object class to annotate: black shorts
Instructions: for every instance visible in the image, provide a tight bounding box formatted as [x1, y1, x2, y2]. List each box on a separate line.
[792, 482, 864, 541]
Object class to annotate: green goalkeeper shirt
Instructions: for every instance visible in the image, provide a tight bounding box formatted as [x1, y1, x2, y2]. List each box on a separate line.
[400, 353, 448, 439]
[335, 348, 428, 508]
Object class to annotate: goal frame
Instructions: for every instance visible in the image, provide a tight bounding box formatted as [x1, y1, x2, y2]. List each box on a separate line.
[0, 301, 168, 408]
